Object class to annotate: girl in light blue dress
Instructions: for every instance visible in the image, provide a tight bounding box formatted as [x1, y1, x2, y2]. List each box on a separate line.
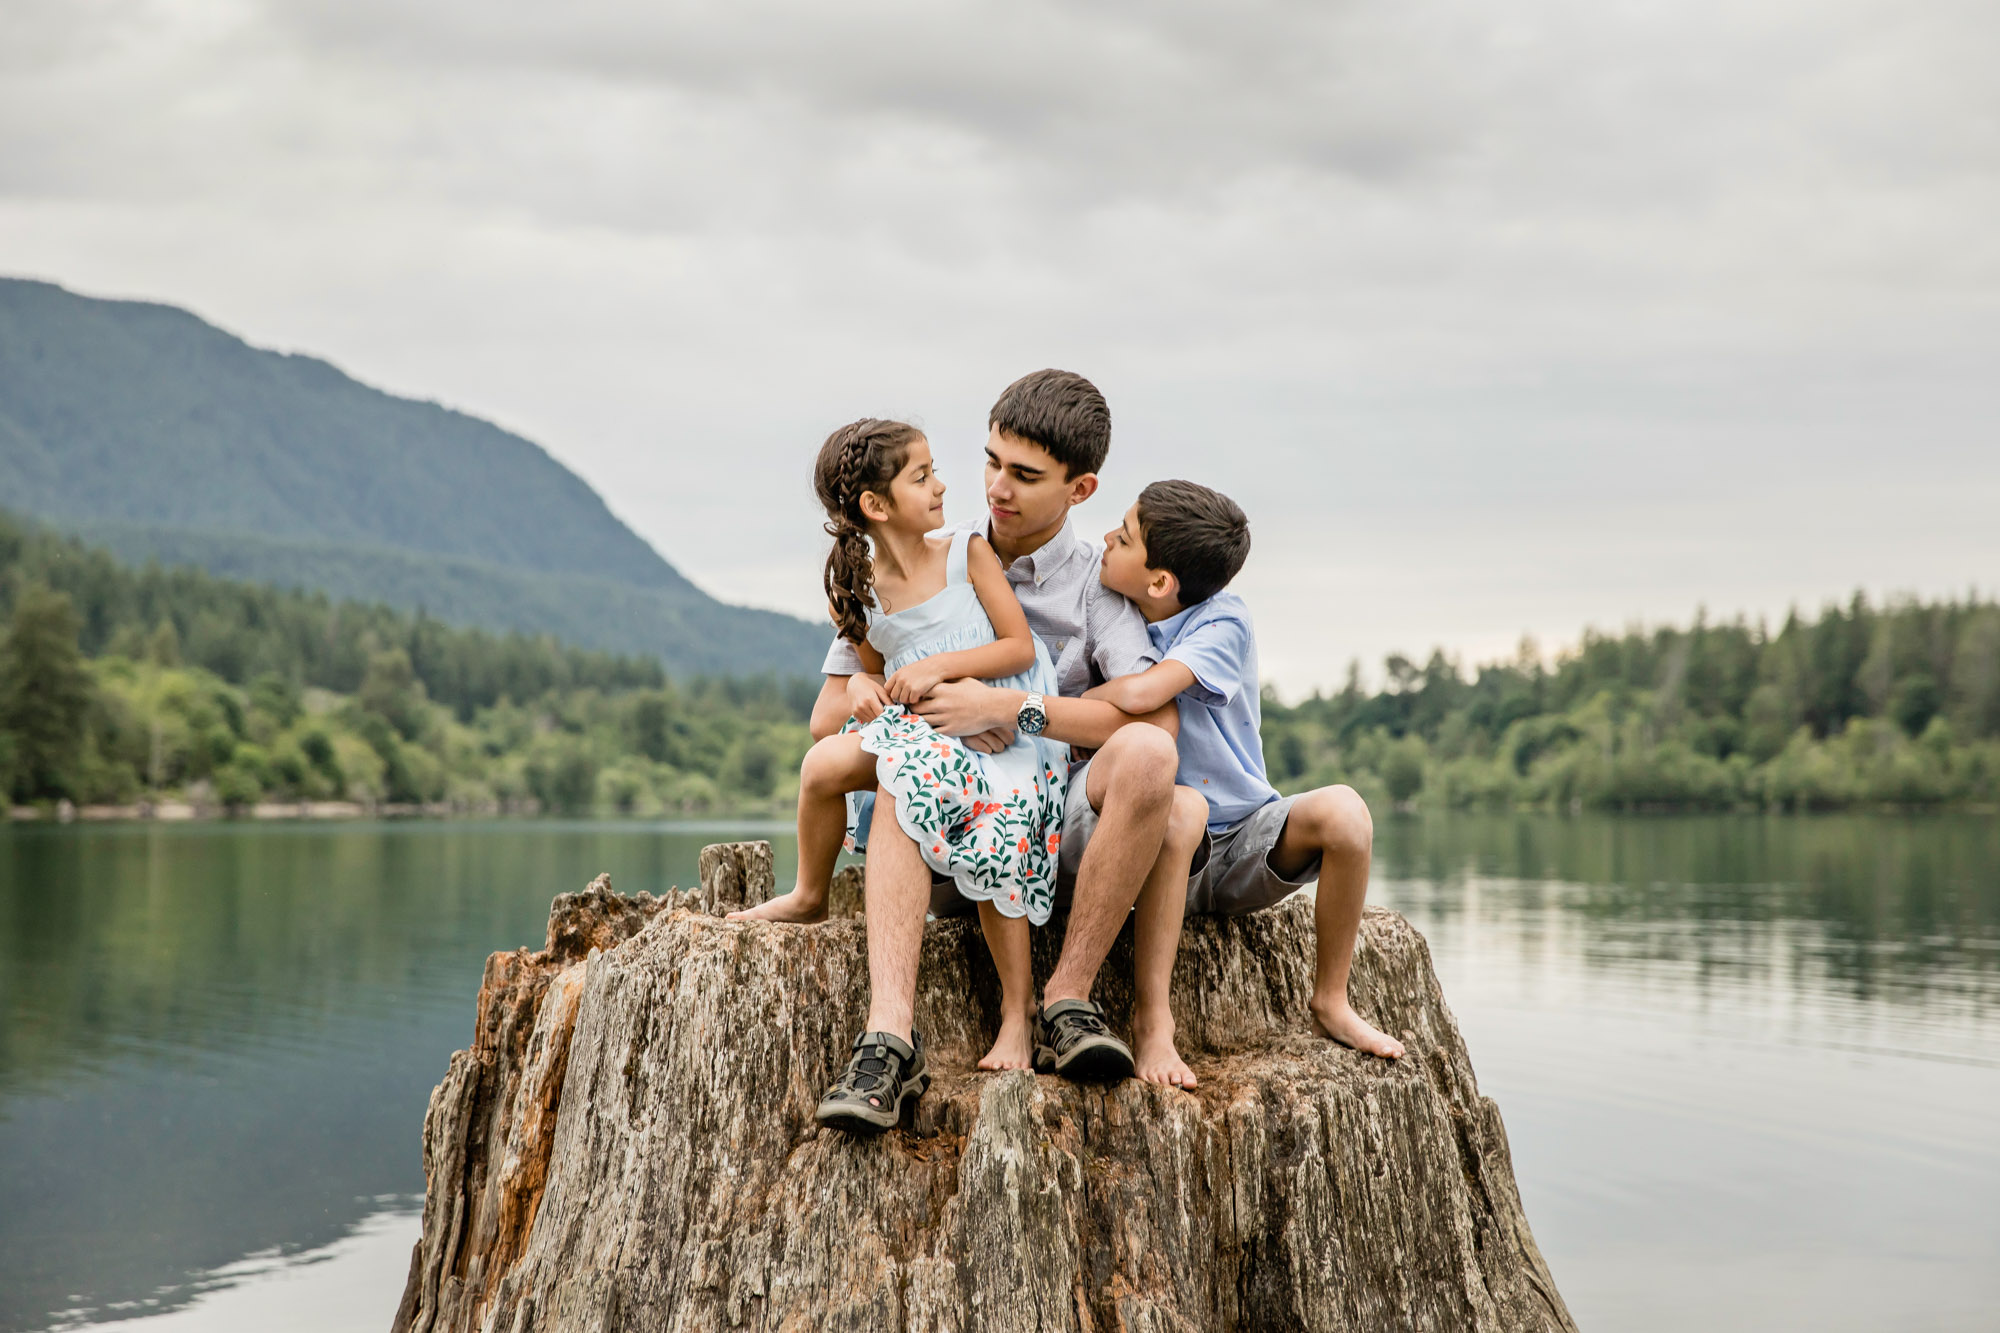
[728, 418, 1065, 1073]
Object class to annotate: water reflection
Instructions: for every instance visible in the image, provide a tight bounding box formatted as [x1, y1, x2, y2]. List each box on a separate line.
[1370, 813, 2000, 1331]
[0, 822, 799, 1332]
[1375, 814, 2000, 1064]
[2, 815, 1996, 1332]
[53, 1207, 421, 1333]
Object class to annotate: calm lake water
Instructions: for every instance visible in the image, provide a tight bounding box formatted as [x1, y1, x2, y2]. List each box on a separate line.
[2, 815, 1996, 1331]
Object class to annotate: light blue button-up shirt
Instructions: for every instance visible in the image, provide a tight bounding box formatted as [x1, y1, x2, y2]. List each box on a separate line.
[1149, 591, 1279, 833]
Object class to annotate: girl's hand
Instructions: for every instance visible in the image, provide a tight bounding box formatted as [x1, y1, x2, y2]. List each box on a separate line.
[963, 727, 1016, 755]
[848, 673, 891, 724]
[885, 663, 946, 706]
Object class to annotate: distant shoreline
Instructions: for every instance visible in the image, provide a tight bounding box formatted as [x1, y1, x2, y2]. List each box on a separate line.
[5, 799, 793, 825]
[8, 800, 1993, 826]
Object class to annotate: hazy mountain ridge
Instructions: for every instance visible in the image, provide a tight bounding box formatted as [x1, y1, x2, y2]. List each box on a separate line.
[0, 278, 824, 675]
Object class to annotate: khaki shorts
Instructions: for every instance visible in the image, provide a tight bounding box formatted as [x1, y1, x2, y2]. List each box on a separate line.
[1059, 761, 1316, 917]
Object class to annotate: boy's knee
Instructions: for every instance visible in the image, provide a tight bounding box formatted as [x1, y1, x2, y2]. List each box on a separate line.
[1166, 785, 1208, 855]
[1308, 784, 1372, 857]
[1100, 723, 1178, 792]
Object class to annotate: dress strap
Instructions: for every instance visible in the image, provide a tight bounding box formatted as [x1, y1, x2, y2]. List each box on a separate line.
[946, 527, 976, 586]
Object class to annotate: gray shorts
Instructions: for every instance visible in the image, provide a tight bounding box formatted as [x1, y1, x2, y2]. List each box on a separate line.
[1184, 795, 1317, 916]
[1059, 761, 1315, 917]
[1055, 755, 1098, 891]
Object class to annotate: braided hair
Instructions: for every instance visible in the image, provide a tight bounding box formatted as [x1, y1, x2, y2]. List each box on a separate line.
[812, 418, 925, 645]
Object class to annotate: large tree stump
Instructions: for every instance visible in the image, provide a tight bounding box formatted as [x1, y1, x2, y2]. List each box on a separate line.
[393, 843, 1573, 1332]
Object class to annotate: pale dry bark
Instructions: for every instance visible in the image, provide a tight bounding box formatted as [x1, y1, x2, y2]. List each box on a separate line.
[394, 843, 1573, 1333]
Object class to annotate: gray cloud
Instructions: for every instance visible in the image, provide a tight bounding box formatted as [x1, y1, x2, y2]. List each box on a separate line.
[2, 0, 1996, 690]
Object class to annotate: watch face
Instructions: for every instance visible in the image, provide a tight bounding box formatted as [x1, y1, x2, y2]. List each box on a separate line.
[1020, 699, 1048, 734]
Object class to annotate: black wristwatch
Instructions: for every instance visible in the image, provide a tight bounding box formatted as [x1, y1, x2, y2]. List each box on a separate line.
[1017, 692, 1048, 736]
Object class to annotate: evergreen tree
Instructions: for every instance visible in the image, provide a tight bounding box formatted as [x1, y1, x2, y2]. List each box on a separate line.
[0, 583, 94, 800]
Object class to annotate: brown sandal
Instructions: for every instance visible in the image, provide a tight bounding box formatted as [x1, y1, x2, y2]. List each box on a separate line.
[1033, 1000, 1134, 1082]
[815, 1030, 929, 1133]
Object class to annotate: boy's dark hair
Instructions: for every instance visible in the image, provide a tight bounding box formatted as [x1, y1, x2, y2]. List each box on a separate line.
[1136, 479, 1251, 607]
[988, 369, 1111, 479]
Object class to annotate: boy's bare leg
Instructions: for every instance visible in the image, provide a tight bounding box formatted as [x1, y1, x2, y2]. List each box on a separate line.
[1131, 786, 1209, 1088]
[974, 903, 1034, 1070]
[728, 734, 874, 923]
[1041, 723, 1178, 1005]
[860, 791, 930, 1043]
[1271, 785, 1405, 1058]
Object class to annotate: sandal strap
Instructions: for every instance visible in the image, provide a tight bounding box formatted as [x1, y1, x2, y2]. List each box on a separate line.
[825, 1030, 922, 1105]
[852, 1030, 918, 1061]
[1040, 1000, 1112, 1053]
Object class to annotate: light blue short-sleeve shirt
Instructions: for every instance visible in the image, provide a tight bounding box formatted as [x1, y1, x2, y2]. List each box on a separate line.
[1150, 591, 1279, 833]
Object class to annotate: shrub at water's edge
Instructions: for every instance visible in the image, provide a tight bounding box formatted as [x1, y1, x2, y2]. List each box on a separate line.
[0, 641, 812, 817]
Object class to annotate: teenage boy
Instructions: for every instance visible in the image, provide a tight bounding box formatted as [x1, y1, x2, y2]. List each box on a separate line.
[1088, 480, 1405, 1088]
[775, 370, 1209, 1134]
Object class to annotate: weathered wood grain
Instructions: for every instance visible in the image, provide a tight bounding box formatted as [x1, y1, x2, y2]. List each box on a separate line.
[393, 843, 1573, 1333]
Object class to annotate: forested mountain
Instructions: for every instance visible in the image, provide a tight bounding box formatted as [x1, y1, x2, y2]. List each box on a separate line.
[0, 277, 822, 675]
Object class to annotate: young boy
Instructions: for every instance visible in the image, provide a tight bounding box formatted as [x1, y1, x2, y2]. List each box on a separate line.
[1088, 479, 1405, 1088]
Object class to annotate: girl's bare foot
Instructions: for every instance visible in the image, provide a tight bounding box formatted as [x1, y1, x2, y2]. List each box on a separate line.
[1310, 996, 1405, 1058]
[725, 889, 828, 924]
[1132, 1008, 1197, 1089]
[978, 1010, 1034, 1070]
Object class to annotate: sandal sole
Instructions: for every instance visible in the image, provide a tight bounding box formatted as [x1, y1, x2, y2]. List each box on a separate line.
[1039, 1037, 1134, 1083]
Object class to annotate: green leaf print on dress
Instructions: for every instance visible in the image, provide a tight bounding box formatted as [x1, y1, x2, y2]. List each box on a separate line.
[839, 528, 1069, 925]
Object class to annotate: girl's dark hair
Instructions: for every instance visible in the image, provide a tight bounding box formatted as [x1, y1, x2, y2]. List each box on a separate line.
[813, 418, 925, 644]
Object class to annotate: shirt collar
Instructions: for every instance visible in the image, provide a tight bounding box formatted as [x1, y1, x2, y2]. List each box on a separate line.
[1147, 599, 1200, 650]
[998, 519, 1083, 583]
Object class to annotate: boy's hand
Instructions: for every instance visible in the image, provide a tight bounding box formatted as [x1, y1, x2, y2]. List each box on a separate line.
[884, 662, 946, 706]
[916, 679, 1014, 737]
[847, 673, 891, 725]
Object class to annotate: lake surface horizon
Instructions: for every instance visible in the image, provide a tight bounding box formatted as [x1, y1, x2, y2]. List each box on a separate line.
[3, 814, 1996, 1331]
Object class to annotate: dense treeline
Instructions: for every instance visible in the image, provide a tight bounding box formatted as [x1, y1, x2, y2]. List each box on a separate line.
[0, 514, 667, 712]
[6, 510, 1996, 816]
[1262, 595, 2000, 812]
[0, 516, 813, 813]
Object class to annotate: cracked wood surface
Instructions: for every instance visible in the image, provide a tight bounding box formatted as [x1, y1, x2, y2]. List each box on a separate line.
[392, 842, 1574, 1333]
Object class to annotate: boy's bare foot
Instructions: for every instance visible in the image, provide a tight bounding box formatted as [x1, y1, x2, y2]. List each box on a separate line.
[725, 889, 828, 924]
[978, 1010, 1034, 1071]
[1310, 996, 1406, 1059]
[1132, 1008, 1197, 1089]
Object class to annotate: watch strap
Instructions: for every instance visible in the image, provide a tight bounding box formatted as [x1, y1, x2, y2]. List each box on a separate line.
[1018, 692, 1047, 734]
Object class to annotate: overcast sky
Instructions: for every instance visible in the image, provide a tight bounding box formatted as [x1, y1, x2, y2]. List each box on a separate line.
[4, 0, 1996, 693]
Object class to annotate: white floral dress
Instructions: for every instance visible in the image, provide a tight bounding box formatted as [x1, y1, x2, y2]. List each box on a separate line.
[842, 529, 1069, 924]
